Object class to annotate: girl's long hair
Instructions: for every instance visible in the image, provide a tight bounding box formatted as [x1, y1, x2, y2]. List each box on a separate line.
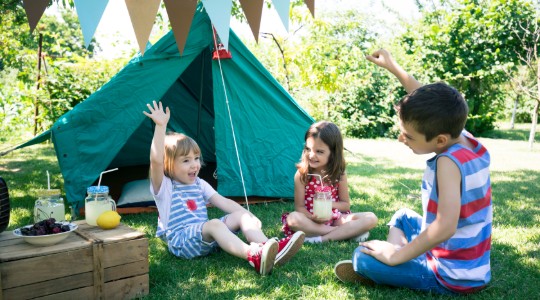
[297, 121, 346, 185]
[163, 132, 202, 179]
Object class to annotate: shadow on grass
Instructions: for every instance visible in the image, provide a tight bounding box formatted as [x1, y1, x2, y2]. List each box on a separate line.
[347, 158, 423, 239]
[480, 127, 540, 141]
[490, 169, 540, 228]
[487, 239, 540, 298]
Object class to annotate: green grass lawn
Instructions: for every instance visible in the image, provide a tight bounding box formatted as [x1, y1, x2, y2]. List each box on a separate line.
[1, 126, 539, 299]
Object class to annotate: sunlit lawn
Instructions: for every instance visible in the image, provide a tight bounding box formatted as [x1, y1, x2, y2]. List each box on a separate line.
[1, 124, 538, 299]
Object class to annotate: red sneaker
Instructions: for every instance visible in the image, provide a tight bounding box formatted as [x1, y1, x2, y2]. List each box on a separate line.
[247, 239, 278, 275]
[274, 231, 305, 267]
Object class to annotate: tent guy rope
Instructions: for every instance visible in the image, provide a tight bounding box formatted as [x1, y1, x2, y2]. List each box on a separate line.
[212, 26, 251, 211]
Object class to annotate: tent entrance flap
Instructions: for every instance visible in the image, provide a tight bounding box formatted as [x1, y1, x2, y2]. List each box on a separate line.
[176, 47, 214, 142]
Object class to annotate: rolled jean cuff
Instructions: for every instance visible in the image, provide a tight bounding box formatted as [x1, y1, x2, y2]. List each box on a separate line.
[387, 208, 422, 243]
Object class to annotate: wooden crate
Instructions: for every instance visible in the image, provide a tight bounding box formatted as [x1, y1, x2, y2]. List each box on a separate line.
[0, 221, 149, 300]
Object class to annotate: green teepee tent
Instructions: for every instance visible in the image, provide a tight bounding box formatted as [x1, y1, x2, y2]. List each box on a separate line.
[14, 6, 313, 209]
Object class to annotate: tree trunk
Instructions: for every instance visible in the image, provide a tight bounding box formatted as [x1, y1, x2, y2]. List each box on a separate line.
[529, 100, 538, 150]
[530, 59, 540, 150]
[469, 78, 481, 115]
[511, 96, 518, 129]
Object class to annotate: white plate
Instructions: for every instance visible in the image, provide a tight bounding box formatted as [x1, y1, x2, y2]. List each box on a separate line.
[13, 222, 78, 246]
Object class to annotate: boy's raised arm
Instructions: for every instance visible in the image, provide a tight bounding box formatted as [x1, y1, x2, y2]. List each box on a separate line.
[366, 49, 422, 94]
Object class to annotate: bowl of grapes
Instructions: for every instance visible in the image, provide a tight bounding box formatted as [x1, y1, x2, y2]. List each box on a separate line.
[13, 218, 78, 246]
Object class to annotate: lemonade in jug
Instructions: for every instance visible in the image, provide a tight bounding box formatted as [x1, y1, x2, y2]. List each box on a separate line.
[85, 186, 116, 226]
[34, 189, 66, 222]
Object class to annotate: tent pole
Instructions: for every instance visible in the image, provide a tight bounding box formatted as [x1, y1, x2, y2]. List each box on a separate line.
[197, 54, 205, 140]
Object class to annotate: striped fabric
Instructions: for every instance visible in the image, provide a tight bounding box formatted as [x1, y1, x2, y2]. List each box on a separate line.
[164, 179, 209, 258]
[167, 180, 208, 234]
[421, 131, 492, 293]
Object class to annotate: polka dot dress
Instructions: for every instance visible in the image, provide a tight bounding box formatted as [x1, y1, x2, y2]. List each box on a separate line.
[281, 176, 350, 237]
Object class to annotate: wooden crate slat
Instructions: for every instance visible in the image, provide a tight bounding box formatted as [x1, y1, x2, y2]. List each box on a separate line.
[105, 260, 149, 282]
[0, 234, 90, 262]
[33, 286, 95, 300]
[2, 272, 92, 299]
[102, 239, 148, 268]
[0, 247, 94, 288]
[104, 274, 149, 299]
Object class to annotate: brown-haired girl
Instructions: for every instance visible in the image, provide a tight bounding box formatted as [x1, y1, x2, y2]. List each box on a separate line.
[281, 121, 377, 243]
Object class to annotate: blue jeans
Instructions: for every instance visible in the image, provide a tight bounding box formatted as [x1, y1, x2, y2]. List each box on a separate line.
[352, 208, 457, 295]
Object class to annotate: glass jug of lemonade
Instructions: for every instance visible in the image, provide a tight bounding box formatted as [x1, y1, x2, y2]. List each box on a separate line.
[34, 189, 66, 222]
[313, 187, 332, 220]
[85, 186, 116, 226]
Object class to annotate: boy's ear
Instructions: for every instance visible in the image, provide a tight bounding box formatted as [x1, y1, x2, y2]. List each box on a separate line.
[435, 134, 450, 148]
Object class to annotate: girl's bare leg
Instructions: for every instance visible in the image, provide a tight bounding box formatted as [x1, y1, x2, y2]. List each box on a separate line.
[320, 212, 377, 242]
[202, 219, 251, 259]
[223, 210, 269, 244]
[286, 211, 335, 237]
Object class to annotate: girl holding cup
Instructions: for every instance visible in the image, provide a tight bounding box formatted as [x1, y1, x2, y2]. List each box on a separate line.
[281, 121, 378, 243]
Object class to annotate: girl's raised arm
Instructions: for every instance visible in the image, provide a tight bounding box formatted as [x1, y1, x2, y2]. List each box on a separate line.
[143, 101, 170, 193]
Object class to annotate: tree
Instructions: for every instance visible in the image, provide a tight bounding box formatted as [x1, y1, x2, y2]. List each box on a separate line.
[507, 2, 540, 149]
[0, 5, 119, 136]
[401, 0, 537, 134]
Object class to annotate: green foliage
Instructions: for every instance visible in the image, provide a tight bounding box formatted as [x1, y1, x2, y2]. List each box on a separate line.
[293, 10, 375, 94]
[401, 0, 537, 134]
[0, 7, 123, 135]
[43, 59, 125, 124]
[286, 9, 402, 138]
[330, 70, 403, 138]
[0, 68, 35, 133]
[465, 113, 496, 135]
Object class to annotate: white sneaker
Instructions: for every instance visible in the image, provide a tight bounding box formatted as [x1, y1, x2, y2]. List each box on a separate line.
[304, 236, 322, 243]
[354, 232, 369, 242]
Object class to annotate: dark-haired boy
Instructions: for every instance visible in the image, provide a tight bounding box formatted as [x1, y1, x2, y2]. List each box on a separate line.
[334, 49, 492, 295]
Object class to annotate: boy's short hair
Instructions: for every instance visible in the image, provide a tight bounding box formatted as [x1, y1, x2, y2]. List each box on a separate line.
[163, 132, 202, 178]
[395, 82, 468, 141]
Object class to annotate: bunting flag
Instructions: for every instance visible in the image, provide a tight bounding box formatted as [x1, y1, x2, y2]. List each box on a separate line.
[74, 0, 110, 48]
[164, 0, 198, 55]
[22, 0, 49, 34]
[201, 0, 233, 50]
[21, 0, 316, 54]
[304, 0, 315, 17]
[238, 0, 264, 42]
[125, 0, 161, 56]
[271, 0, 290, 32]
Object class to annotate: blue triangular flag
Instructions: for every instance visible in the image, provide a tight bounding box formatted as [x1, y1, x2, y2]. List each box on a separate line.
[271, 0, 290, 32]
[201, 0, 233, 49]
[74, 0, 110, 48]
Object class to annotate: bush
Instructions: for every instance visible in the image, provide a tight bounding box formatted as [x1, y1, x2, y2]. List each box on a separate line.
[329, 72, 404, 139]
[465, 113, 496, 135]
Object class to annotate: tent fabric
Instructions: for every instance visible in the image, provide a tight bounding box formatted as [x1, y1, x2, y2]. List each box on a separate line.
[17, 6, 314, 208]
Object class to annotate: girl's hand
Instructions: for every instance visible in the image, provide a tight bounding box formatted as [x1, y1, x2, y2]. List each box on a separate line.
[143, 100, 170, 126]
[359, 240, 399, 266]
[311, 213, 331, 224]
